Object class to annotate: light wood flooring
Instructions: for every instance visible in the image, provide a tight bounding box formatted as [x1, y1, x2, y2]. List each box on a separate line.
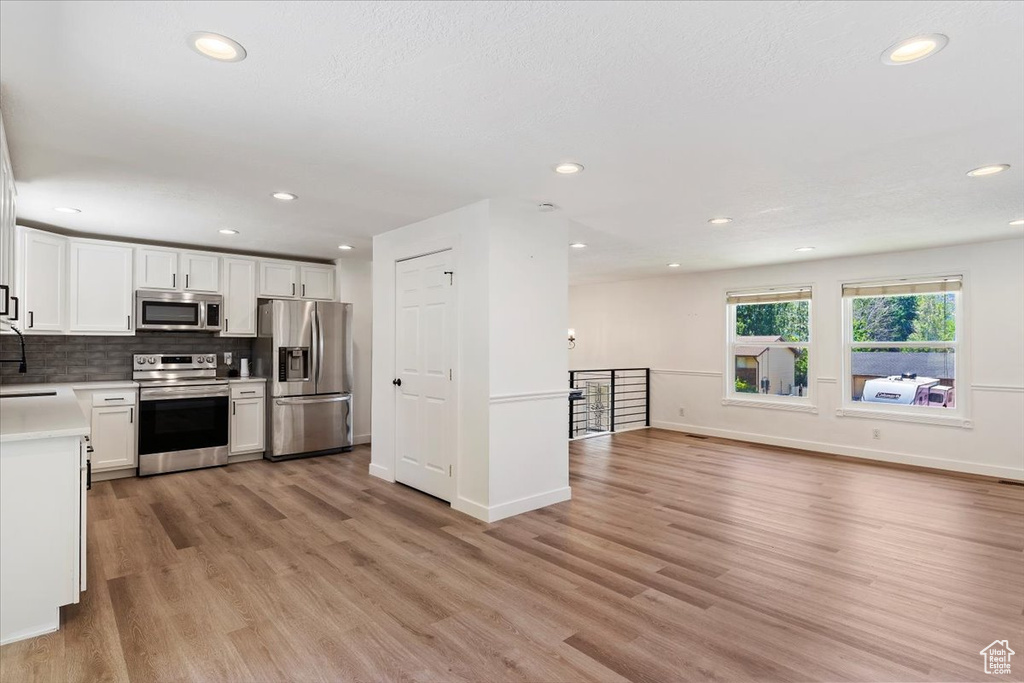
[2, 429, 1022, 682]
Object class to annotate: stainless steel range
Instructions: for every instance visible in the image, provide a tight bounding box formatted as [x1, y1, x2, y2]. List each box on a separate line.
[133, 353, 229, 476]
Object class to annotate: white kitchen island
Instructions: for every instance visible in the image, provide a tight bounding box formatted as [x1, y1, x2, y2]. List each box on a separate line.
[0, 385, 89, 645]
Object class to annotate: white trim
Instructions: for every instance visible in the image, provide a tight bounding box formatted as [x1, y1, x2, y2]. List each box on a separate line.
[971, 384, 1024, 394]
[490, 389, 571, 404]
[368, 462, 393, 482]
[721, 397, 818, 413]
[90, 467, 137, 482]
[227, 452, 263, 464]
[354, 433, 371, 445]
[651, 369, 722, 377]
[453, 487, 572, 523]
[651, 420, 1021, 480]
[836, 407, 972, 428]
[0, 615, 59, 646]
[817, 377, 838, 384]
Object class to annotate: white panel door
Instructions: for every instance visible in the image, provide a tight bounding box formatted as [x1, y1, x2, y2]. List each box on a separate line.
[68, 241, 133, 333]
[182, 253, 220, 292]
[259, 261, 297, 297]
[19, 228, 67, 332]
[135, 248, 179, 290]
[221, 258, 257, 336]
[300, 265, 334, 300]
[90, 405, 135, 471]
[394, 250, 454, 501]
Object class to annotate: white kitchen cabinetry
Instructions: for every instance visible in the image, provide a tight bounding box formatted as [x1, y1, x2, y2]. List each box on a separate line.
[182, 252, 219, 292]
[300, 265, 335, 300]
[17, 227, 67, 333]
[135, 248, 178, 290]
[230, 383, 265, 455]
[68, 241, 133, 334]
[73, 388, 137, 472]
[222, 257, 257, 337]
[258, 261, 297, 298]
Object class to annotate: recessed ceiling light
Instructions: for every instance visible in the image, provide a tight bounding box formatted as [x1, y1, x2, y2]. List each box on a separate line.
[553, 162, 584, 175]
[795, 246, 815, 252]
[1010, 219, 1024, 226]
[881, 34, 948, 65]
[219, 229, 238, 235]
[966, 164, 1010, 177]
[188, 32, 246, 62]
[667, 263, 681, 268]
[54, 207, 81, 214]
[708, 217, 732, 225]
[569, 243, 587, 249]
[338, 244, 354, 250]
[272, 192, 298, 201]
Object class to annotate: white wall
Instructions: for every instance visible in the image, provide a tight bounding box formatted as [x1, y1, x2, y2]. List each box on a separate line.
[371, 199, 570, 521]
[335, 259, 372, 444]
[569, 238, 1024, 479]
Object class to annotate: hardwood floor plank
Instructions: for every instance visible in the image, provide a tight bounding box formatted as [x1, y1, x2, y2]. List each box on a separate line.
[2, 437, 1020, 682]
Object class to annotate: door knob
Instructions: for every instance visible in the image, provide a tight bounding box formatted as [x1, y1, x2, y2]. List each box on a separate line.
[393, 378, 402, 387]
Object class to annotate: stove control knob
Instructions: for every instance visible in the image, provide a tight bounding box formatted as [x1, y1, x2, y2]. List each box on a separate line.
[206, 355, 216, 364]
[147, 356, 157, 364]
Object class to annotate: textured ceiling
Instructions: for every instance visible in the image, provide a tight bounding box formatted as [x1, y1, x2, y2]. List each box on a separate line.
[1, 1, 1022, 282]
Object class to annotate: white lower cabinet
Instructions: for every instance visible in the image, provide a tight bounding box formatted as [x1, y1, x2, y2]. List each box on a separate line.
[230, 383, 265, 455]
[78, 389, 137, 472]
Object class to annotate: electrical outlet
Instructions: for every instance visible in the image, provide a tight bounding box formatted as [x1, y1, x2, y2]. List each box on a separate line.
[679, 407, 686, 417]
[872, 428, 881, 440]
[224, 352, 233, 365]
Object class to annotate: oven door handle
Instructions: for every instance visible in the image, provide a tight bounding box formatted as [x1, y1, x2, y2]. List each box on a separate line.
[140, 388, 229, 401]
[275, 395, 351, 406]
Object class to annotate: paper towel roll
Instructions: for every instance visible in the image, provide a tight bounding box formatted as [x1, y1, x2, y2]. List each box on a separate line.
[240, 358, 250, 378]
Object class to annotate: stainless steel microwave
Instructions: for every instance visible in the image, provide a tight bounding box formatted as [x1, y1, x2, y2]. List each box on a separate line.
[135, 290, 222, 332]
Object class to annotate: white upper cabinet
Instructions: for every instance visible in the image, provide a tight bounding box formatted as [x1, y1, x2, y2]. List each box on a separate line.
[182, 252, 219, 292]
[68, 240, 133, 334]
[18, 227, 67, 333]
[300, 265, 335, 300]
[222, 257, 257, 337]
[135, 248, 178, 290]
[259, 261, 298, 298]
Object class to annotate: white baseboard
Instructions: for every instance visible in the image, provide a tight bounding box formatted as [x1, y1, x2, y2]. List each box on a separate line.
[651, 420, 1024, 481]
[0, 612, 59, 645]
[368, 462, 393, 482]
[91, 467, 136, 482]
[452, 487, 572, 523]
[354, 434, 371, 446]
[451, 495, 490, 522]
[227, 452, 263, 464]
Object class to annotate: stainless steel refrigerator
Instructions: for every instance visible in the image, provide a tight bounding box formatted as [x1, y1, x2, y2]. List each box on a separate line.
[254, 299, 353, 461]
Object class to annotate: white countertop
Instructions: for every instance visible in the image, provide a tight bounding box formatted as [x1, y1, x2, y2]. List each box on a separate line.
[0, 385, 90, 444]
[224, 377, 267, 384]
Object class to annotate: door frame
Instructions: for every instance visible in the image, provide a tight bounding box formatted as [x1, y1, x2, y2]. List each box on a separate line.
[392, 247, 458, 501]
[370, 234, 462, 496]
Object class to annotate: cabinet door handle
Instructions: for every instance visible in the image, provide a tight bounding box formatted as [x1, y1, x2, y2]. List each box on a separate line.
[28, 310, 34, 328]
[292, 282, 296, 296]
[224, 317, 228, 331]
[172, 273, 176, 288]
[129, 408, 134, 424]
[127, 315, 131, 329]
[185, 274, 189, 289]
[0, 284, 8, 316]
[232, 401, 236, 415]
[9, 296, 18, 321]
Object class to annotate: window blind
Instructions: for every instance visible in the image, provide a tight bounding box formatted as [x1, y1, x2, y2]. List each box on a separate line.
[726, 287, 812, 305]
[842, 276, 962, 298]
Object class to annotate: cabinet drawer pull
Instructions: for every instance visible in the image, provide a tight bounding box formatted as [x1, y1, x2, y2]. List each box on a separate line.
[240, 390, 256, 395]
[104, 397, 125, 401]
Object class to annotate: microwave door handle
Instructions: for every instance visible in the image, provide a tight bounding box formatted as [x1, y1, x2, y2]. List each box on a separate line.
[199, 301, 206, 329]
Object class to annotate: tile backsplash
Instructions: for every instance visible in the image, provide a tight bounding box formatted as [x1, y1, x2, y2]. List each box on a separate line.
[0, 333, 255, 385]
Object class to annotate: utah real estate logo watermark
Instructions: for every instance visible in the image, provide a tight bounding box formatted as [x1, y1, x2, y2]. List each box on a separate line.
[980, 640, 1015, 675]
